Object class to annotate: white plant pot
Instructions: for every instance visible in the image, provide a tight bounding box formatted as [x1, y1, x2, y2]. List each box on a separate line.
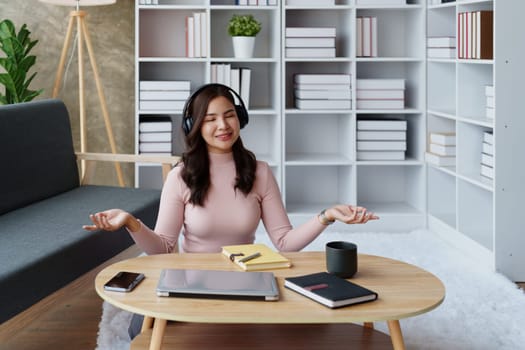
[232, 36, 256, 58]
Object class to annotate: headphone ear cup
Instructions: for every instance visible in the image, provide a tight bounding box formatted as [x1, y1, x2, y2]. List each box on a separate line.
[235, 105, 249, 129]
[183, 116, 193, 136]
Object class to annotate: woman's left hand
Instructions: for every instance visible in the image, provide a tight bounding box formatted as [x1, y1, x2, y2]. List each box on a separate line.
[325, 205, 379, 224]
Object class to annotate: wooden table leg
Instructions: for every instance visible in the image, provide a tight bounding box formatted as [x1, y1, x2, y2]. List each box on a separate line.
[149, 318, 167, 350]
[387, 320, 406, 350]
[141, 316, 154, 332]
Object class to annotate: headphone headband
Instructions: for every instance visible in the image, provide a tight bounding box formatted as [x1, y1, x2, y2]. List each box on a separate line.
[182, 83, 249, 136]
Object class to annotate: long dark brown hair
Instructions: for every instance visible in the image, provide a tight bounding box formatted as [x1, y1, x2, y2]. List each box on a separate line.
[180, 84, 256, 206]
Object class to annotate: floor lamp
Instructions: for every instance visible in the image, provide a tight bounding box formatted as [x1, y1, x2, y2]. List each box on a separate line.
[39, 0, 125, 187]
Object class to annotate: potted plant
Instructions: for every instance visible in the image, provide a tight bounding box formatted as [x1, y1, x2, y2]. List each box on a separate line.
[0, 19, 43, 105]
[227, 14, 261, 58]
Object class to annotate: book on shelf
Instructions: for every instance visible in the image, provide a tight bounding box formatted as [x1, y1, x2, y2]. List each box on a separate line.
[427, 36, 456, 48]
[294, 89, 351, 100]
[139, 90, 190, 101]
[356, 151, 405, 161]
[482, 142, 494, 156]
[486, 95, 494, 108]
[193, 12, 201, 58]
[429, 132, 456, 146]
[356, 0, 406, 5]
[221, 243, 291, 271]
[284, 272, 378, 309]
[139, 142, 172, 153]
[481, 153, 494, 168]
[296, 98, 351, 110]
[427, 47, 456, 59]
[139, 121, 172, 133]
[240, 68, 252, 108]
[286, 0, 335, 5]
[185, 16, 194, 58]
[200, 12, 207, 57]
[285, 47, 336, 58]
[139, 132, 172, 142]
[356, 16, 377, 57]
[294, 74, 351, 85]
[356, 79, 405, 90]
[139, 80, 191, 91]
[230, 68, 241, 96]
[294, 83, 352, 91]
[357, 130, 406, 141]
[357, 120, 407, 131]
[425, 152, 455, 167]
[356, 89, 404, 100]
[429, 143, 456, 156]
[356, 17, 363, 56]
[481, 164, 494, 179]
[458, 11, 493, 59]
[483, 131, 493, 145]
[486, 107, 495, 119]
[485, 85, 494, 97]
[357, 141, 406, 151]
[285, 27, 336, 38]
[139, 100, 186, 111]
[285, 37, 335, 48]
[476, 11, 493, 59]
[356, 99, 404, 110]
[248, 0, 257, 5]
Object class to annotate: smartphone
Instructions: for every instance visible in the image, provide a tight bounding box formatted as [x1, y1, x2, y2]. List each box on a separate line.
[104, 271, 145, 292]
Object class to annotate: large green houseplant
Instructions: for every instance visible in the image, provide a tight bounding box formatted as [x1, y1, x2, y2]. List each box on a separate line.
[227, 14, 261, 58]
[0, 19, 43, 105]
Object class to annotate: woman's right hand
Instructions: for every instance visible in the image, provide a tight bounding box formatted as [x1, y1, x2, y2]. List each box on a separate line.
[83, 209, 139, 232]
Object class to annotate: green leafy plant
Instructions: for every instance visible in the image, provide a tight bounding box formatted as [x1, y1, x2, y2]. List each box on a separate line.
[227, 14, 262, 37]
[0, 19, 43, 105]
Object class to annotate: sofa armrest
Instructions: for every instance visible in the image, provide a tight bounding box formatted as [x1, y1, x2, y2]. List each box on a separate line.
[76, 152, 181, 185]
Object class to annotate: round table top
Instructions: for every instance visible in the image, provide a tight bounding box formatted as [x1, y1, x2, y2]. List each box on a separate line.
[95, 251, 445, 324]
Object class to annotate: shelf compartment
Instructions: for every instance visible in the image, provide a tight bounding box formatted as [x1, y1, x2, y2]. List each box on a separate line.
[241, 113, 280, 167]
[285, 9, 353, 58]
[210, 8, 279, 59]
[356, 8, 425, 59]
[427, 166, 456, 228]
[427, 3, 455, 38]
[456, 121, 493, 186]
[427, 61, 455, 114]
[356, 61, 424, 111]
[285, 113, 352, 165]
[285, 165, 354, 213]
[139, 61, 206, 89]
[356, 164, 425, 214]
[457, 62, 493, 120]
[457, 178, 493, 251]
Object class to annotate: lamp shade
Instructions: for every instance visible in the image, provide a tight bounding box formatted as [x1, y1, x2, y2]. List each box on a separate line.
[39, 0, 116, 6]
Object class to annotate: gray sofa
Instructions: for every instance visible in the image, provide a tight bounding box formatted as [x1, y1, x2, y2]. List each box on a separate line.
[0, 99, 175, 323]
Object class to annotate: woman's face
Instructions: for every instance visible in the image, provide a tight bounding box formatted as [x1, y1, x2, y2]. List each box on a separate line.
[200, 96, 240, 153]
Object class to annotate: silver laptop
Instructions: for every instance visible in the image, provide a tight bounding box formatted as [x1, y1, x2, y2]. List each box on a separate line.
[156, 269, 280, 301]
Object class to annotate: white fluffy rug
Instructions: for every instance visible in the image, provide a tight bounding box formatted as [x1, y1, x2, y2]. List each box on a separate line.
[96, 230, 525, 350]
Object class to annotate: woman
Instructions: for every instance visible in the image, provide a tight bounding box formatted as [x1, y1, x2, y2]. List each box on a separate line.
[84, 83, 378, 253]
[84, 83, 378, 338]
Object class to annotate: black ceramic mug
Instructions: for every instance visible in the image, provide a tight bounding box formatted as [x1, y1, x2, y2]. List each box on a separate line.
[325, 241, 358, 278]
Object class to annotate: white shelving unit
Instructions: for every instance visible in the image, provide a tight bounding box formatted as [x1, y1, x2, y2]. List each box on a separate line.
[135, 0, 525, 280]
[426, 0, 525, 281]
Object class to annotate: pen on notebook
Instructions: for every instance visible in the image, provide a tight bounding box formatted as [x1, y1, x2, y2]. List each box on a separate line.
[238, 252, 261, 263]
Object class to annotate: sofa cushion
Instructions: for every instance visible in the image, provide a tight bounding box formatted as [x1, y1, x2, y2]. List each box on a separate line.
[0, 99, 79, 215]
[0, 185, 161, 323]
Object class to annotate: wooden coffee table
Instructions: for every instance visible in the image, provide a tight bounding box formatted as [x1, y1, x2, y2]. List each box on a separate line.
[95, 252, 445, 350]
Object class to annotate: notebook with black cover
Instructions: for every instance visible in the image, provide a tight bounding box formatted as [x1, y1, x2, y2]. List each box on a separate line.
[156, 269, 280, 301]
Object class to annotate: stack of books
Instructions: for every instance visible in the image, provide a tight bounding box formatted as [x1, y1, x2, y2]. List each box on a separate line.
[139, 80, 190, 111]
[294, 74, 351, 110]
[356, 119, 407, 160]
[481, 131, 494, 179]
[427, 36, 456, 59]
[185, 12, 207, 58]
[458, 10, 493, 59]
[285, 27, 336, 58]
[237, 0, 278, 5]
[356, 16, 377, 57]
[211, 64, 252, 108]
[485, 85, 494, 120]
[425, 132, 456, 167]
[138, 116, 173, 155]
[356, 79, 405, 109]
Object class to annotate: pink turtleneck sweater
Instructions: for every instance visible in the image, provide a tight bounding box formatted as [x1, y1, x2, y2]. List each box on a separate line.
[129, 152, 327, 254]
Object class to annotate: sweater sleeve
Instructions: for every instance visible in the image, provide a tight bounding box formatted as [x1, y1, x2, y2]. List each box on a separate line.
[127, 167, 185, 254]
[258, 163, 327, 252]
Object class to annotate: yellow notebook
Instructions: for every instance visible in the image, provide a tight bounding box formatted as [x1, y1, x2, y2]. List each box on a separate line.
[221, 243, 292, 271]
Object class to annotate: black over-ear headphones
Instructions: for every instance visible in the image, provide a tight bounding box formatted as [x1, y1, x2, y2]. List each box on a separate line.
[182, 83, 249, 136]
